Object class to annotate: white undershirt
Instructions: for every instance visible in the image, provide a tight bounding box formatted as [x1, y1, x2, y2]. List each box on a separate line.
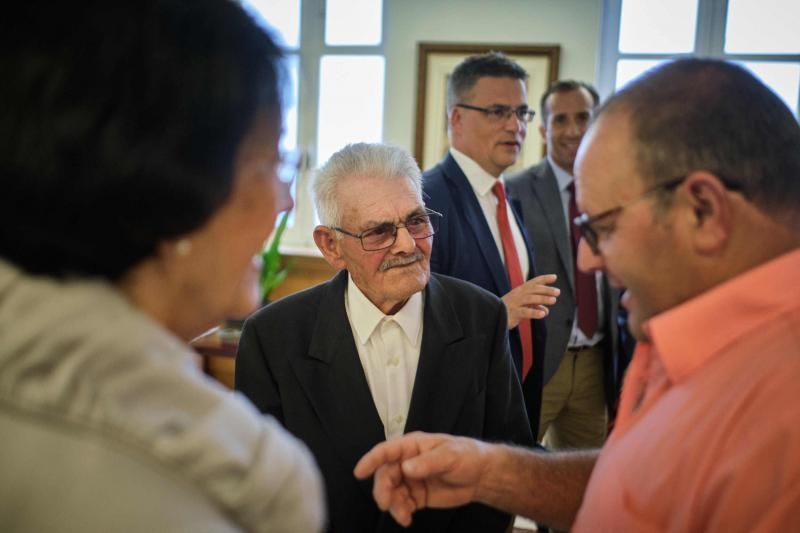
[450, 148, 530, 280]
[344, 273, 424, 440]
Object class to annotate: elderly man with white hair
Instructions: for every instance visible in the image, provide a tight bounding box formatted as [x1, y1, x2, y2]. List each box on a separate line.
[236, 142, 534, 533]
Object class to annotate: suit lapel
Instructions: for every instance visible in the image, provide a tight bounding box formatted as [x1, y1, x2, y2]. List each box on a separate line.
[442, 154, 511, 295]
[405, 275, 478, 435]
[531, 162, 574, 290]
[289, 271, 385, 483]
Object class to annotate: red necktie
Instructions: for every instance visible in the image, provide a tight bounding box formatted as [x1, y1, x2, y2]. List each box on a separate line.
[492, 181, 533, 379]
[568, 182, 598, 338]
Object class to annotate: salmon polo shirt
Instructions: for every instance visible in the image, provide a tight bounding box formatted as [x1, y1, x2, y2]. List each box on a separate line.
[573, 249, 800, 532]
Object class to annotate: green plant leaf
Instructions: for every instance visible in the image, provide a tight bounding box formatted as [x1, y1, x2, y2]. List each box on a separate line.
[259, 211, 292, 302]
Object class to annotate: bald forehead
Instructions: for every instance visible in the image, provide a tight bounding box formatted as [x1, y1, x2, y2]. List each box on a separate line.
[575, 111, 641, 207]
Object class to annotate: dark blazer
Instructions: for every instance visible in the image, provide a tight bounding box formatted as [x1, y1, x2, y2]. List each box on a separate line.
[507, 160, 628, 413]
[423, 153, 547, 437]
[235, 271, 533, 533]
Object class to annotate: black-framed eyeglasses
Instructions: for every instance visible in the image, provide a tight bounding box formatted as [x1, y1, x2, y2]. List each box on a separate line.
[456, 103, 536, 123]
[333, 209, 443, 251]
[573, 175, 744, 255]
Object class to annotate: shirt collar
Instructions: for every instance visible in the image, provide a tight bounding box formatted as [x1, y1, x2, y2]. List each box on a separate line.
[642, 249, 800, 384]
[547, 155, 575, 192]
[450, 147, 504, 198]
[346, 273, 424, 346]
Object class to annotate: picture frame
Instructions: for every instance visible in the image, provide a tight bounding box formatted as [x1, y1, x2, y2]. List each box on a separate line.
[414, 43, 560, 173]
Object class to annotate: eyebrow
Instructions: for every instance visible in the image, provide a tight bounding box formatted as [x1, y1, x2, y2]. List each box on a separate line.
[360, 206, 427, 230]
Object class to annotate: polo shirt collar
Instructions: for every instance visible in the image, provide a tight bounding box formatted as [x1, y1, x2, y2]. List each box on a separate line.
[643, 249, 800, 384]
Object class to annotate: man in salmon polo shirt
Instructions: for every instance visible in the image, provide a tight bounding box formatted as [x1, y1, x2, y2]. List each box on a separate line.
[354, 58, 800, 532]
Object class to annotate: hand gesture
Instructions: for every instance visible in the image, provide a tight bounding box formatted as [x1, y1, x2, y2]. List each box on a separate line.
[354, 432, 490, 527]
[501, 274, 559, 329]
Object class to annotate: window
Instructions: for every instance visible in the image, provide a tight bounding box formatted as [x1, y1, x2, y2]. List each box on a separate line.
[244, 0, 386, 251]
[598, 0, 800, 116]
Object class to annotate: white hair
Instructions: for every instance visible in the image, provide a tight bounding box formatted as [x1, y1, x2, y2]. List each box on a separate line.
[312, 143, 423, 227]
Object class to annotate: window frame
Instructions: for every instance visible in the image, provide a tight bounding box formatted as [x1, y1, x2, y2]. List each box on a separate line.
[254, 0, 387, 253]
[597, 0, 800, 115]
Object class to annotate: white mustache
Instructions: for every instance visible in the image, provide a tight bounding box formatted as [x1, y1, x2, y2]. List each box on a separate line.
[379, 250, 424, 272]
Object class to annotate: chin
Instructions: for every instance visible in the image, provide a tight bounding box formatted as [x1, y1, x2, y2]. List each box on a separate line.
[388, 267, 429, 296]
[224, 282, 261, 320]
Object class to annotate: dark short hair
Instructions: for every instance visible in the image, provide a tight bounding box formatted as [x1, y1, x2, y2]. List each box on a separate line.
[598, 58, 800, 219]
[446, 52, 529, 112]
[0, 0, 285, 280]
[539, 80, 600, 123]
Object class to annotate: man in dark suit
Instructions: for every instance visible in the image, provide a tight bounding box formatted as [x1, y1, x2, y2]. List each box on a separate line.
[236, 143, 533, 532]
[423, 53, 559, 438]
[507, 80, 629, 448]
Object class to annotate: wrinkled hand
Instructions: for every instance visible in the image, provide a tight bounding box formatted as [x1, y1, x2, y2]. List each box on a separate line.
[354, 432, 489, 527]
[502, 274, 559, 329]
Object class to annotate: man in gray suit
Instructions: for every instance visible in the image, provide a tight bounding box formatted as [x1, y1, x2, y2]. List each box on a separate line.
[507, 80, 626, 448]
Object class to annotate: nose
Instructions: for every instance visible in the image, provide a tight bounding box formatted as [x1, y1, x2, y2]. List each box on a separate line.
[391, 226, 416, 254]
[278, 178, 295, 211]
[566, 119, 582, 137]
[503, 112, 525, 132]
[576, 237, 604, 273]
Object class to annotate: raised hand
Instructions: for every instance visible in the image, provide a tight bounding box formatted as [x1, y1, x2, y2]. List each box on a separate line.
[501, 274, 559, 329]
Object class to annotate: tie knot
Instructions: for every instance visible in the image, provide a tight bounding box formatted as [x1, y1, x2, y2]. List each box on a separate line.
[492, 180, 506, 203]
[567, 180, 575, 195]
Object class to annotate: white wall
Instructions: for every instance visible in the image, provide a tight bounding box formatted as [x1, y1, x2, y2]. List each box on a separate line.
[382, 0, 602, 150]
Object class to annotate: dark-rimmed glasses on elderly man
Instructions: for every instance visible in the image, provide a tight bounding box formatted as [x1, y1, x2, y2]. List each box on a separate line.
[456, 104, 536, 123]
[333, 209, 443, 251]
[574, 175, 745, 255]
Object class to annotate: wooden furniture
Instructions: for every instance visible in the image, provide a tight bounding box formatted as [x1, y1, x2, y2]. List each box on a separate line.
[192, 329, 237, 389]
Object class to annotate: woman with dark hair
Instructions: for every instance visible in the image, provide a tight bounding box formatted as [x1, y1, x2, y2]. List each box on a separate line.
[0, 1, 324, 531]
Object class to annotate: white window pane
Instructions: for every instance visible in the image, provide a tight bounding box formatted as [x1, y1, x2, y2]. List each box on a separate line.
[317, 56, 385, 167]
[737, 61, 800, 117]
[282, 55, 300, 153]
[616, 59, 668, 89]
[244, 0, 301, 49]
[619, 0, 698, 54]
[281, 56, 300, 228]
[325, 0, 382, 46]
[726, 0, 800, 54]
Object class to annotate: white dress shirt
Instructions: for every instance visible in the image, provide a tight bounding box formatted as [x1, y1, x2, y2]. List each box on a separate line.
[450, 147, 530, 280]
[548, 156, 605, 346]
[344, 273, 424, 440]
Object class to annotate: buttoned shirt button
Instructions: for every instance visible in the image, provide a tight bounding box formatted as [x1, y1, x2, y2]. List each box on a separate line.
[387, 356, 400, 367]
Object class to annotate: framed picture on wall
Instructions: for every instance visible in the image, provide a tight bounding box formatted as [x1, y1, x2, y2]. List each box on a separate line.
[414, 43, 560, 173]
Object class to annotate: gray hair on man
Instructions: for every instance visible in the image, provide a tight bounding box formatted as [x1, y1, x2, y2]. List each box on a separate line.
[312, 142, 423, 227]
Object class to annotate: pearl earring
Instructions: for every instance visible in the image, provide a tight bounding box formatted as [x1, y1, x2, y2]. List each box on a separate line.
[175, 239, 192, 257]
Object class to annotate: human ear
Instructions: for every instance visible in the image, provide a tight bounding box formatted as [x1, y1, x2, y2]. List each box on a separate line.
[313, 226, 347, 270]
[683, 172, 732, 255]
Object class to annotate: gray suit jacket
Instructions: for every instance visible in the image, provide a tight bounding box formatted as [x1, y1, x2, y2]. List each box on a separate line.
[507, 160, 624, 410]
[235, 271, 533, 533]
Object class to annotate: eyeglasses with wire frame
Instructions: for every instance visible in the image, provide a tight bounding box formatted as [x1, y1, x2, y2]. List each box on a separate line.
[573, 175, 744, 255]
[332, 209, 443, 251]
[455, 103, 536, 123]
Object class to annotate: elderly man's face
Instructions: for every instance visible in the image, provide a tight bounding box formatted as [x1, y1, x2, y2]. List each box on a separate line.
[329, 174, 432, 314]
[573, 112, 687, 341]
